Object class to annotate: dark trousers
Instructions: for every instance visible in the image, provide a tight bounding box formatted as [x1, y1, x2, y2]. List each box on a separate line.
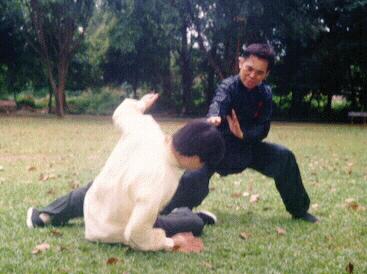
[39, 183, 204, 237]
[162, 141, 310, 218]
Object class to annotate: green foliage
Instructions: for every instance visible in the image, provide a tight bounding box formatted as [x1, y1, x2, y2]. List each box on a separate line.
[67, 87, 123, 115]
[16, 94, 36, 109]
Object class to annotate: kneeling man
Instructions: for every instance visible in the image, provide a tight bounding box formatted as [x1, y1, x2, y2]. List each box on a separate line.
[27, 93, 225, 252]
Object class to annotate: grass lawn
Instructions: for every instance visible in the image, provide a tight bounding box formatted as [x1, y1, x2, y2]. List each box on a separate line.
[0, 114, 366, 274]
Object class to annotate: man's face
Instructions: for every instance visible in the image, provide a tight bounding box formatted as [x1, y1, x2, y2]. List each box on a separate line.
[238, 55, 269, 90]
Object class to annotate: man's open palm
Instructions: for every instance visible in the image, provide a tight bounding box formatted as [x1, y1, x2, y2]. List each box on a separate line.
[227, 109, 244, 139]
[171, 232, 204, 253]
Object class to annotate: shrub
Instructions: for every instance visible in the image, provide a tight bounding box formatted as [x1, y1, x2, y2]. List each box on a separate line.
[17, 95, 36, 109]
[67, 87, 123, 115]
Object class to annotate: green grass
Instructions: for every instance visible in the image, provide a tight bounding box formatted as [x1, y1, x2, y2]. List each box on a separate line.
[0, 114, 366, 274]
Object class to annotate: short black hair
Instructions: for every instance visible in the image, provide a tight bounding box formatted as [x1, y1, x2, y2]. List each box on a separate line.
[172, 119, 225, 168]
[241, 43, 275, 71]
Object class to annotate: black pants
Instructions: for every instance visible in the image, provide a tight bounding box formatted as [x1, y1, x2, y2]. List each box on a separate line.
[162, 142, 310, 218]
[39, 183, 204, 237]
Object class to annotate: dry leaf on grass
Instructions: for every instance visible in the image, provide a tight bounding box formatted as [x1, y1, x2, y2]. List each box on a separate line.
[46, 189, 56, 195]
[250, 194, 260, 203]
[202, 261, 213, 269]
[32, 242, 50, 254]
[50, 229, 63, 237]
[239, 232, 251, 240]
[311, 203, 319, 210]
[69, 180, 80, 189]
[345, 262, 354, 274]
[106, 257, 119, 265]
[345, 198, 366, 211]
[276, 227, 286, 235]
[39, 173, 57, 181]
[242, 192, 250, 197]
[27, 166, 36, 171]
[231, 192, 242, 198]
[39, 173, 49, 181]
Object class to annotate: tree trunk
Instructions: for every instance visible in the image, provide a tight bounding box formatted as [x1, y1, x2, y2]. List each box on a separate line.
[48, 85, 53, 113]
[205, 66, 215, 108]
[180, 20, 193, 115]
[290, 90, 303, 118]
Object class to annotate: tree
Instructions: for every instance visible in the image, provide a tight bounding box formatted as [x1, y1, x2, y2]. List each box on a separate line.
[0, 0, 42, 102]
[22, 0, 94, 116]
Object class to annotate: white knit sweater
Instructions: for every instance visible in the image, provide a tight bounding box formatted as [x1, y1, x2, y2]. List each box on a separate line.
[84, 98, 182, 251]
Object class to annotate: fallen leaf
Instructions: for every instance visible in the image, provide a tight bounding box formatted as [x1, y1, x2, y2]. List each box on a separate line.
[27, 166, 36, 171]
[202, 261, 213, 269]
[242, 192, 250, 197]
[250, 194, 260, 203]
[47, 189, 56, 195]
[239, 232, 251, 240]
[231, 192, 242, 198]
[39, 173, 49, 181]
[32, 242, 50, 254]
[311, 203, 319, 210]
[69, 180, 80, 189]
[345, 198, 365, 211]
[106, 257, 119, 265]
[276, 227, 286, 235]
[346, 262, 354, 273]
[50, 229, 63, 237]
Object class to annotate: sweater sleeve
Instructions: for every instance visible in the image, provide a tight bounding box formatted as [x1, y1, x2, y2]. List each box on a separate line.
[112, 98, 146, 133]
[124, 197, 173, 251]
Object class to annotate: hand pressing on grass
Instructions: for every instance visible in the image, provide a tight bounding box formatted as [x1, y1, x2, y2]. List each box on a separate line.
[171, 232, 204, 253]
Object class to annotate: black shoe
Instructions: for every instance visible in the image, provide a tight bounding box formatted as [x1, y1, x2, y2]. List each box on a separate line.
[293, 212, 319, 223]
[26, 207, 45, 228]
[196, 210, 217, 225]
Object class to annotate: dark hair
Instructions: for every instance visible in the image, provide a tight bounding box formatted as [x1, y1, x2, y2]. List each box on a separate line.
[172, 119, 225, 168]
[241, 43, 275, 71]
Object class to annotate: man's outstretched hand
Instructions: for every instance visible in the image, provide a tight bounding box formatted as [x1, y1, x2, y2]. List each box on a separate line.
[207, 116, 222, 126]
[139, 93, 159, 112]
[171, 232, 204, 253]
[227, 109, 244, 139]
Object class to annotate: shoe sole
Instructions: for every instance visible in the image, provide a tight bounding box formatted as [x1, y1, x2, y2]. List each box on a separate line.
[198, 210, 217, 224]
[26, 207, 35, 229]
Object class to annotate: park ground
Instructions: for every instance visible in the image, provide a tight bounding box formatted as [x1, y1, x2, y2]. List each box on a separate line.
[0, 114, 366, 273]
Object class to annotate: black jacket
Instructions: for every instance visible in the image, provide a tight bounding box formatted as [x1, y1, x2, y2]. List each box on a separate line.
[208, 75, 272, 145]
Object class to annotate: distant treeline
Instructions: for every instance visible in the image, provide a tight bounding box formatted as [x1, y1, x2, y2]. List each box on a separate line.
[0, 0, 366, 119]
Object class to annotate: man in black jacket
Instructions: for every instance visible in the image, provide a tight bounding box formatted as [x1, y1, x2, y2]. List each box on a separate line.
[162, 43, 318, 223]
